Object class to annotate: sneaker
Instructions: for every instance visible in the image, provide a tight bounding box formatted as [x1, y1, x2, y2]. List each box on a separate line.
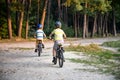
[52, 57, 55, 62]
[52, 59, 54, 62]
[35, 49, 37, 52]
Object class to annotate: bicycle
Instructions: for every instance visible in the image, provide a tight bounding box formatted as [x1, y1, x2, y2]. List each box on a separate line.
[53, 43, 65, 68]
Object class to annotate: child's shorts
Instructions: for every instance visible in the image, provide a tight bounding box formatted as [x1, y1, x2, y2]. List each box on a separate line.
[53, 40, 64, 50]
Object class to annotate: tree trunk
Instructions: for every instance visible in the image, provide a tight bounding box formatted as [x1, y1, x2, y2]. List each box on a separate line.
[100, 14, 103, 36]
[47, 0, 51, 29]
[16, 0, 19, 36]
[100, 14, 105, 37]
[102, 14, 108, 37]
[77, 13, 80, 37]
[37, 0, 40, 25]
[40, 0, 48, 29]
[92, 13, 97, 38]
[97, 13, 100, 36]
[6, 0, 12, 39]
[83, 1, 87, 39]
[63, 6, 68, 26]
[85, 16, 89, 37]
[18, 0, 25, 38]
[83, 14, 87, 39]
[102, 14, 105, 37]
[25, 0, 31, 39]
[74, 13, 77, 37]
[57, 0, 61, 20]
[18, 12, 24, 38]
[113, 9, 117, 36]
[105, 13, 108, 37]
[16, 11, 19, 36]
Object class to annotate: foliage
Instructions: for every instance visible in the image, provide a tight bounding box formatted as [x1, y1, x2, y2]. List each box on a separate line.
[64, 0, 83, 12]
[114, 5, 120, 23]
[21, 21, 26, 38]
[0, 0, 120, 39]
[64, 0, 112, 14]
[62, 25, 74, 37]
[11, 1, 24, 12]
[0, 22, 9, 39]
[43, 18, 75, 37]
[98, 0, 112, 13]
[0, 0, 8, 39]
[44, 17, 55, 35]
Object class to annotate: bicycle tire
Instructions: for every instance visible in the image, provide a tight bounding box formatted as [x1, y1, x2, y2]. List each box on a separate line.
[38, 44, 42, 57]
[59, 51, 64, 67]
[38, 51, 41, 56]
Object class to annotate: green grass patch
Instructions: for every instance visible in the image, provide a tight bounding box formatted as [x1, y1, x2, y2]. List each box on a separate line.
[65, 43, 102, 53]
[118, 49, 120, 52]
[66, 43, 120, 80]
[101, 40, 120, 48]
[102, 40, 120, 52]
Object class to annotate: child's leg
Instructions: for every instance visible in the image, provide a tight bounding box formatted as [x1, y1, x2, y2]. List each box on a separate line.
[41, 40, 45, 48]
[52, 48, 56, 62]
[36, 40, 39, 49]
[53, 48, 56, 57]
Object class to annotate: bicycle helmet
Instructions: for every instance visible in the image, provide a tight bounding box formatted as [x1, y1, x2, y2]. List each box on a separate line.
[37, 24, 42, 28]
[55, 21, 61, 28]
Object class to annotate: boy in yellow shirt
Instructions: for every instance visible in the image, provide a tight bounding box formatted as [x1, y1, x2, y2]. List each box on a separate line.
[49, 21, 66, 62]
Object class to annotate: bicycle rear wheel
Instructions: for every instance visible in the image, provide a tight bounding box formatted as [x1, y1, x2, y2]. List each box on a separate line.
[59, 51, 64, 67]
[38, 44, 42, 56]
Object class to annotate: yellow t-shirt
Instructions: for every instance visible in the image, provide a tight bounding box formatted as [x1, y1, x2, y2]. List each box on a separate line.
[52, 28, 65, 41]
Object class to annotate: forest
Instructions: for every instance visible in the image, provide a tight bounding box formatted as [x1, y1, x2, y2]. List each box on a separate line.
[0, 0, 120, 39]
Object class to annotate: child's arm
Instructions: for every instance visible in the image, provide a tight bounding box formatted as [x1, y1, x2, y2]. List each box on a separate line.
[49, 31, 54, 39]
[63, 32, 66, 39]
[43, 33, 46, 38]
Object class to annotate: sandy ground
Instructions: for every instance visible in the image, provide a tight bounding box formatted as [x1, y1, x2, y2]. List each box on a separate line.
[0, 37, 120, 80]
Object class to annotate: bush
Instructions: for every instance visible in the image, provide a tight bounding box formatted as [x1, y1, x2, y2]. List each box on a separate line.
[62, 25, 74, 37]
[0, 22, 9, 39]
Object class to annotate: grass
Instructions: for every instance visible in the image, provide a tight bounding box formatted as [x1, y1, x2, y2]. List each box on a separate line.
[65, 43, 102, 53]
[65, 43, 120, 80]
[101, 40, 120, 48]
[102, 40, 120, 52]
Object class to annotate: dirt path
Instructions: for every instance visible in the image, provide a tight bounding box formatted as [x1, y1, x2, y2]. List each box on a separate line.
[0, 37, 120, 80]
